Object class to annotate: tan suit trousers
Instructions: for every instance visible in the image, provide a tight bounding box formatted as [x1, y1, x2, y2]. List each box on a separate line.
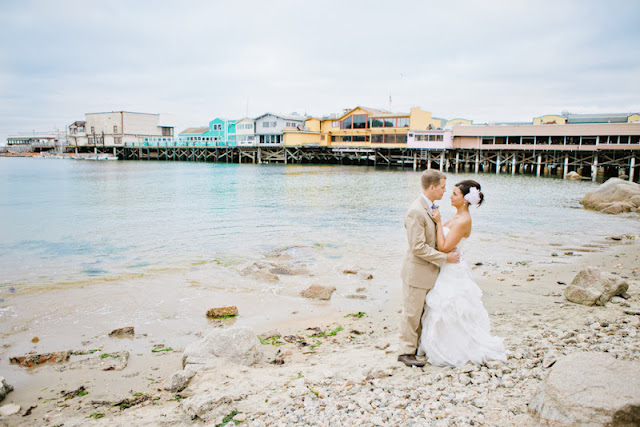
[398, 282, 429, 355]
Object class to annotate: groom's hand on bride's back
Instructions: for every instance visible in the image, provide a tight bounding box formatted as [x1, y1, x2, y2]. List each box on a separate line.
[446, 252, 461, 263]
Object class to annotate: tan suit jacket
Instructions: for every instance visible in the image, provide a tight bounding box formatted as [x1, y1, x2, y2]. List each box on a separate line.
[400, 196, 447, 290]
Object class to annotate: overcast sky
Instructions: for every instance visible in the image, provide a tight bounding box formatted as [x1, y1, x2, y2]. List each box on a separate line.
[1, 0, 639, 142]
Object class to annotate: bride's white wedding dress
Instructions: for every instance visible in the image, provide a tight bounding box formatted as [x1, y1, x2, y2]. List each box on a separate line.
[418, 227, 507, 367]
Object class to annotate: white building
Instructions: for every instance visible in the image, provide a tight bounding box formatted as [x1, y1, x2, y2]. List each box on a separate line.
[254, 113, 305, 146]
[235, 117, 256, 146]
[69, 111, 174, 146]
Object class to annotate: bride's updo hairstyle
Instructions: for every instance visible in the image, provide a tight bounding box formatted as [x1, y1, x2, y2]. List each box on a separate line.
[456, 180, 484, 207]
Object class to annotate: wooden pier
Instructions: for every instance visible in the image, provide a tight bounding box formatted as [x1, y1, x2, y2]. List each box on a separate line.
[70, 145, 639, 182]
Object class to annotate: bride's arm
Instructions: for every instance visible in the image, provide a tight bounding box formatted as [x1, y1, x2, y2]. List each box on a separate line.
[436, 218, 471, 253]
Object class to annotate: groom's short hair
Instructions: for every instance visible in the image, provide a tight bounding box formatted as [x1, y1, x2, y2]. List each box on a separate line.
[421, 169, 445, 190]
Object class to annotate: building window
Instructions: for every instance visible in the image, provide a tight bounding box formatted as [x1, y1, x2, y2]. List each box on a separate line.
[371, 134, 383, 143]
[332, 121, 339, 127]
[384, 118, 396, 127]
[114, 125, 118, 133]
[535, 136, 549, 144]
[385, 134, 396, 143]
[371, 119, 383, 128]
[482, 137, 494, 145]
[396, 134, 407, 144]
[341, 115, 369, 129]
[352, 115, 368, 129]
[91, 126, 95, 134]
[397, 118, 409, 127]
[340, 116, 352, 129]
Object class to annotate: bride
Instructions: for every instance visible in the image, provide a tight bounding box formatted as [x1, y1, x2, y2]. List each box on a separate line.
[417, 179, 507, 367]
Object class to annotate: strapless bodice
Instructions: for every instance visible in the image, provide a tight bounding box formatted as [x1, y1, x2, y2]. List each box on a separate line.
[443, 226, 467, 251]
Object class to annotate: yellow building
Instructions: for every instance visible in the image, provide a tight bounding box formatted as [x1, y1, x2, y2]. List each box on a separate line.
[288, 106, 440, 149]
[533, 115, 567, 125]
[628, 114, 640, 123]
[445, 118, 473, 128]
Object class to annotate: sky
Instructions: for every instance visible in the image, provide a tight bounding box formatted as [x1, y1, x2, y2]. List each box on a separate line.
[1, 0, 639, 143]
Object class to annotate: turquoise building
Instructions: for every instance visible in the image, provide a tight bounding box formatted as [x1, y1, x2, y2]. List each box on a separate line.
[203, 118, 236, 146]
[177, 118, 237, 146]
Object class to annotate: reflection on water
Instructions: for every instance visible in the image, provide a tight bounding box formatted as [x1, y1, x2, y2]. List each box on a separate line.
[1, 157, 639, 292]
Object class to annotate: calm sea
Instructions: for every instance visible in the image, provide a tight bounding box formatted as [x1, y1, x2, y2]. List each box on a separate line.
[1, 157, 638, 294]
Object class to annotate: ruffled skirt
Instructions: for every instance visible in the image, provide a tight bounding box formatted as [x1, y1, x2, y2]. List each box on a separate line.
[417, 261, 507, 367]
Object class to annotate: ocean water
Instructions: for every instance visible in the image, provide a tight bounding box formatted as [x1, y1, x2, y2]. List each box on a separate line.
[1, 157, 638, 293]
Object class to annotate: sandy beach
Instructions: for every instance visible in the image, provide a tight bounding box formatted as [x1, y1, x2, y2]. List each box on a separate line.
[0, 231, 638, 426]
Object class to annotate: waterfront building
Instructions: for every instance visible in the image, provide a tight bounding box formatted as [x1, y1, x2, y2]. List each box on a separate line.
[288, 106, 442, 149]
[178, 127, 208, 146]
[203, 118, 237, 147]
[445, 118, 473, 128]
[68, 121, 87, 146]
[255, 113, 306, 146]
[6, 131, 66, 152]
[451, 115, 640, 149]
[68, 111, 174, 146]
[236, 118, 256, 146]
[408, 130, 452, 149]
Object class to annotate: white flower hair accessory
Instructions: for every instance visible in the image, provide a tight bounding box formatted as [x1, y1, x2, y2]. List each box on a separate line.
[464, 187, 481, 206]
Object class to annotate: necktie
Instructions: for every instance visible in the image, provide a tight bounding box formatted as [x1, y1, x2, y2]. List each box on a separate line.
[431, 203, 436, 211]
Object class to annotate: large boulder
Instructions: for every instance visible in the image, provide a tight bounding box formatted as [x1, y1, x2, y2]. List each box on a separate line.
[0, 377, 13, 402]
[564, 267, 628, 306]
[580, 178, 640, 214]
[183, 326, 262, 368]
[529, 352, 640, 425]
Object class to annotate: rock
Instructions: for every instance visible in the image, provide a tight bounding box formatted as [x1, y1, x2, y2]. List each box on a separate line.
[360, 273, 374, 280]
[343, 269, 358, 274]
[233, 413, 247, 422]
[565, 267, 629, 306]
[9, 351, 70, 367]
[61, 351, 129, 371]
[366, 368, 394, 380]
[0, 377, 13, 402]
[529, 352, 640, 425]
[0, 403, 20, 417]
[206, 306, 238, 318]
[566, 171, 582, 180]
[374, 342, 390, 350]
[164, 369, 196, 393]
[183, 326, 263, 367]
[580, 178, 640, 214]
[345, 294, 367, 300]
[180, 391, 244, 422]
[31, 337, 39, 343]
[109, 326, 135, 337]
[300, 285, 336, 300]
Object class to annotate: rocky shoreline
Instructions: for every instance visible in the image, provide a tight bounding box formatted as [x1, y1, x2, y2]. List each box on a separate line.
[0, 238, 638, 426]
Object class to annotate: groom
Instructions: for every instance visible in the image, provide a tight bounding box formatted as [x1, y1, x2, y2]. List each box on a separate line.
[398, 169, 460, 367]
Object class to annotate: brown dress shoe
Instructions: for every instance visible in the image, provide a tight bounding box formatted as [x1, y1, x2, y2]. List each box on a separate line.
[398, 354, 426, 367]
